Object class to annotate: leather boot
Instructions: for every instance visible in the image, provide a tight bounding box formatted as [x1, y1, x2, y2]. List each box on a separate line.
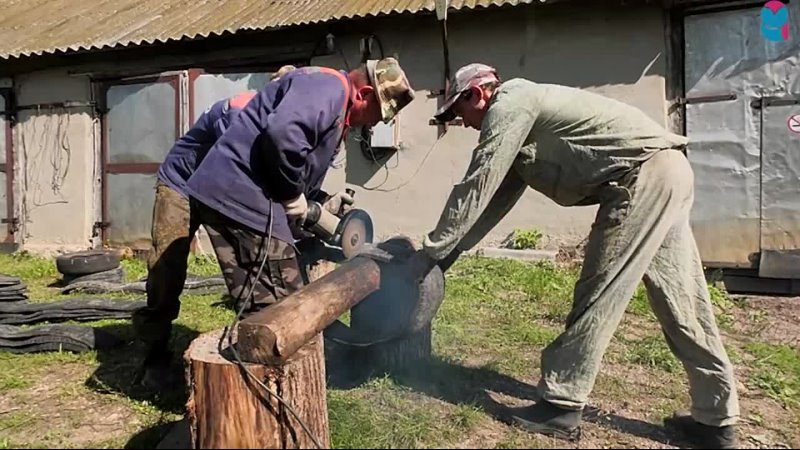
[664, 410, 738, 449]
[511, 400, 582, 440]
[133, 345, 176, 391]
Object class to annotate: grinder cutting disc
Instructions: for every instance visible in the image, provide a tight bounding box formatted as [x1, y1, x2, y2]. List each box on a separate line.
[335, 209, 374, 259]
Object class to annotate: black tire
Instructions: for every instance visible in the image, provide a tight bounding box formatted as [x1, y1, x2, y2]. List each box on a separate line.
[55, 250, 120, 276]
[63, 266, 126, 286]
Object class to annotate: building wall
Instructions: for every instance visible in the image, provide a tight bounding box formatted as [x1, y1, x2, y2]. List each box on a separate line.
[13, 70, 98, 254]
[4, 2, 671, 255]
[313, 2, 669, 249]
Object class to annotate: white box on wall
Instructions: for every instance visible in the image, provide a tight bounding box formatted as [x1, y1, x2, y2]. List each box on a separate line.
[370, 118, 399, 150]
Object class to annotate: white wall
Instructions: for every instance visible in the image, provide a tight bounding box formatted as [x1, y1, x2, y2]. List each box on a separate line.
[13, 70, 98, 254]
[312, 2, 670, 250]
[5, 2, 670, 255]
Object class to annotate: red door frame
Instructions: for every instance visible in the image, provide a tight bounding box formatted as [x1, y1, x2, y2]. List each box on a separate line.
[98, 74, 181, 245]
[0, 89, 15, 244]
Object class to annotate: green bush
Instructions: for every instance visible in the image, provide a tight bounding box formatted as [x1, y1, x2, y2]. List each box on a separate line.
[508, 228, 543, 250]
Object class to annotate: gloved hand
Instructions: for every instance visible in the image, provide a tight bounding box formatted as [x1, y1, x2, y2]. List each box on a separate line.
[282, 193, 308, 226]
[323, 191, 355, 215]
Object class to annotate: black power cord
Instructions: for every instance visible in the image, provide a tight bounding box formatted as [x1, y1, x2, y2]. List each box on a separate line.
[221, 203, 324, 449]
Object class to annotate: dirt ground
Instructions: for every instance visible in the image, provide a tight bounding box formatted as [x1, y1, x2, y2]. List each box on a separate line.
[0, 253, 798, 449]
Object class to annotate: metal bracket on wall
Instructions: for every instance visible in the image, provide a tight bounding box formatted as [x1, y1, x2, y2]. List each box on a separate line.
[15, 100, 97, 111]
[1, 218, 19, 234]
[428, 118, 464, 127]
[426, 89, 464, 126]
[93, 221, 111, 238]
[0, 88, 15, 126]
[678, 93, 737, 105]
[752, 97, 800, 109]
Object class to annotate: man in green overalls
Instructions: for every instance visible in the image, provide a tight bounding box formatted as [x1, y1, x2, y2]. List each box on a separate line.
[410, 63, 739, 449]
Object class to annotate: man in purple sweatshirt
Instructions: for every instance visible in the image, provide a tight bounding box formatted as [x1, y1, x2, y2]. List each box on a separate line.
[134, 58, 414, 387]
[132, 65, 296, 386]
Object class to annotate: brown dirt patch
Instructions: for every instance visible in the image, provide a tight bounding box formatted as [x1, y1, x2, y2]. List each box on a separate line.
[0, 363, 141, 448]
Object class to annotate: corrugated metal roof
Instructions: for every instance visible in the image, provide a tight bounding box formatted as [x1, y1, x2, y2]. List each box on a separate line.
[0, 0, 534, 60]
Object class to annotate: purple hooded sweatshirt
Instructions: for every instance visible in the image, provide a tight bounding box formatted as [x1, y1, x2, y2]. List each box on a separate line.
[184, 67, 352, 245]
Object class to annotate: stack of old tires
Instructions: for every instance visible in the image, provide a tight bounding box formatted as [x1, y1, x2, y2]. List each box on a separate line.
[55, 250, 125, 286]
[0, 274, 28, 303]
[0, 250, 138, 355]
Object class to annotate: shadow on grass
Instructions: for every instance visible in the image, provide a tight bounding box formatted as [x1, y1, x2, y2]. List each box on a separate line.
[324, 340, 539, 422]
[582, 410, 678, 447]
[325, 343, 678, 447]
[124, 419, 187, 449]
[81, 322, 201, 449]
[84, 322, 200, 413]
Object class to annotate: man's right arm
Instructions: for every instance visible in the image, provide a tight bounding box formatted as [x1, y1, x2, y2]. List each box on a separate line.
[421, 95, 536, 261]
[456, 168, 528, 252]
[260, 75, 345, 203]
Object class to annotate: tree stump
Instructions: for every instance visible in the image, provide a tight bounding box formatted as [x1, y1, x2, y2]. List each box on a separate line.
[185, 329, 330, 449]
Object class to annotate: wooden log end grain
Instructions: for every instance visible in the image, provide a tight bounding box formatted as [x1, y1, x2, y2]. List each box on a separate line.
[185, 328, 330, 449]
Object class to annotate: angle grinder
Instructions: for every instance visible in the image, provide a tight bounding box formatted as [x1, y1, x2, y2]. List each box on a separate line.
[302, 189, 374, 259]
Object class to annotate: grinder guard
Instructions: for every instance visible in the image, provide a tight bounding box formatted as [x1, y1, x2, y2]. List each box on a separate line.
[334, 209, 374, 259]
[303, 202, 374, 260]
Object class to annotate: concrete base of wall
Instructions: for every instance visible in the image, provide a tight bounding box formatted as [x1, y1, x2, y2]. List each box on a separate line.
[20, 243, 95, 258]
[465, 247, 559, 263]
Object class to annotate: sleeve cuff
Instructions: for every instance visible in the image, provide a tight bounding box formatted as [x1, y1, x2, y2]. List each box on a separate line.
[422, 234, 459, 261]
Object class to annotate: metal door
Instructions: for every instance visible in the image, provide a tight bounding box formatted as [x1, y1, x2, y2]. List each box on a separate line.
[0, 90, 15, 243]
[683, 2, 800, 269]
[759, 97, 800, 278]
[101, 75, 180, 248]
[685, 96, 761, 267]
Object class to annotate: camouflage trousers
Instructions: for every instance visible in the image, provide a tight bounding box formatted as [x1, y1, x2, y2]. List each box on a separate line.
[190, 199, 304, 314]
[133, 182, 303, 351]
[537, 149, 740, 427]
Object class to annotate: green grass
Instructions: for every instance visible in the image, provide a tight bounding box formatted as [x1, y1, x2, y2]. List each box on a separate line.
[0, 250, 232, 440]
[625, 281, 734, 330]
[433, 256, 570, 375]
[328, 377, 471, 449]
[627, 284, 654, 318]
[620, 334, 682, 373]
[745, 342, 800, 409]
[0, 251, 798, 448]
[506, 228, 543, 250]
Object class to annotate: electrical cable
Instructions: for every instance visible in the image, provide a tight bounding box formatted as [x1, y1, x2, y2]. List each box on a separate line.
[350, 32, 440, 192]
[359, 134, 442, 193]
[220, 203, 324, 449]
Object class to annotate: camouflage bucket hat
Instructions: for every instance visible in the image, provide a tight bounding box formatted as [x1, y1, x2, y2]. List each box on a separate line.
[366, 57, 416, 123]
[434, 63, 499, 122]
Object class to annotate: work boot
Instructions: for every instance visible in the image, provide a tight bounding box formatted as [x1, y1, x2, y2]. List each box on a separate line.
[133, 346, 177, 391]
[511, 400, 582, 441]
[664, 410, 738, 449]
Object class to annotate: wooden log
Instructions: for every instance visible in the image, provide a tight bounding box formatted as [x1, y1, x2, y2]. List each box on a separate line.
[237, 256, 381, 364]
[185, 329, 330, 449]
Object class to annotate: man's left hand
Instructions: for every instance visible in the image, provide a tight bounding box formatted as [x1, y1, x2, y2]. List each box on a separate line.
[323, 191, 355, 215]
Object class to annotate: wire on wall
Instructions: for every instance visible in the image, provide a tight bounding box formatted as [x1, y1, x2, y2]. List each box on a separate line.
[19, 106, 71, 216]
